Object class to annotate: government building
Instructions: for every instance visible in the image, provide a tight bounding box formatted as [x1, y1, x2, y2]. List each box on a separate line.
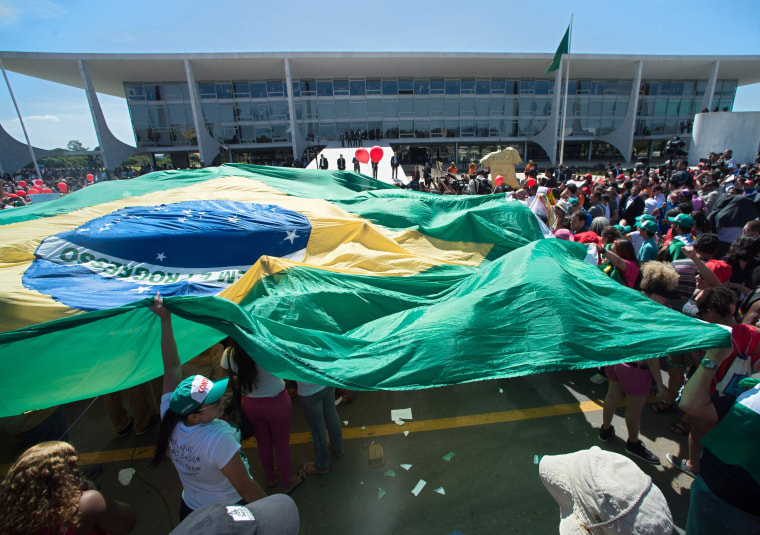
[1, 52, 759, 172]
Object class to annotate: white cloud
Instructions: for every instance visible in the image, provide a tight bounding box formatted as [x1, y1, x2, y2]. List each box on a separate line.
[25, 114, 61, 122]
[0, 0, 66, 26]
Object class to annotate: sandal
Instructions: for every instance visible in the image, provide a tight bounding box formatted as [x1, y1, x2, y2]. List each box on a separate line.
[302, 461, 328, 475]
[670, 420, 691, 435]
[650, 401, 677, 414]
[282, 471, 305, 494]
[666, 453, 697, 478]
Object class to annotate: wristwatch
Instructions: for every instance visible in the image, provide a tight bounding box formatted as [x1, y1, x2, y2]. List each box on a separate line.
[701, 358, 719, 371]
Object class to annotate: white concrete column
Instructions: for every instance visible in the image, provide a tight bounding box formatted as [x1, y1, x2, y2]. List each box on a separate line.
[184, 59, 220, 167]
[600, 60, 642, 163]
[702, 60, 721, 112]
[528, 61, 563, 164]
[283, 58, 301, 161]
[78, 60, 138, 171]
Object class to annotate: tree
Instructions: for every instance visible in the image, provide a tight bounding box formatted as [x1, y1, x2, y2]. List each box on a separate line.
[67, 140, 88, 152]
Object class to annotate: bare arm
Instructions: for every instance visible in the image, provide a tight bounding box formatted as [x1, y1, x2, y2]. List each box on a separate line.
[150, 294, 182, 394]
[742, 299, 760, 326]
[220, 453, 268, 503]
[679, 346, 732, 423]
[683, 246, 721, 288]
[78, 490, 136, 535]
[596, 244, 628, 272]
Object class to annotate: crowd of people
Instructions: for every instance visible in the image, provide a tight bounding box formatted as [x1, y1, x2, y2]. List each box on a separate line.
[2, 147, 760, 534]
[516, 148, 760, 534]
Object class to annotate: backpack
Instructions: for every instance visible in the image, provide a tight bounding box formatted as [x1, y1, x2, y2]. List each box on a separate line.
[717, 325, 760, 399]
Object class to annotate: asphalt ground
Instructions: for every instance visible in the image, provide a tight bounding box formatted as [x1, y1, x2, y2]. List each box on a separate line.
[0, 369, 695, 534]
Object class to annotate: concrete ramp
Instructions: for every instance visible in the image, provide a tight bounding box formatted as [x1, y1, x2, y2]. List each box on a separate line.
[307, 141, 407, 186]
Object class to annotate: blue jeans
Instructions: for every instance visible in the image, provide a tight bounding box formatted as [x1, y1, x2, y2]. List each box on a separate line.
[687, 475, 760, 534]
[299, 387, 343, 470]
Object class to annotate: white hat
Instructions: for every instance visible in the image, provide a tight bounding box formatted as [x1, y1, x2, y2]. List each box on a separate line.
[539, 447, 673, 535]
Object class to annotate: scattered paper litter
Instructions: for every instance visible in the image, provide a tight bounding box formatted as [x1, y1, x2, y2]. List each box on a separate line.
[403, 430, 410, 437]
[394, 419, 405, 426]
[411, 479, 426, 496]
[434, 487, 446, 495]
[378, 488, 386, 499]
[390, 408, 413, 422]
[360, 425, 366, 431]
[400, 464, 412, 471]
[118, 468, 136, 486]
[499, 388, 504, 394]
[384, 470, 396, 477]
[441, 452, 456, 462]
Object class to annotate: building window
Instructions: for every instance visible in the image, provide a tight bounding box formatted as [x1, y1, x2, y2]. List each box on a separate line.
[317, 80, 333, 97]
[366, 79, 382, 95]
[382, 80, 398, 95]
[398, 79, 413, 95]
[267, 81, 285, 97]
[414, 80, 430, 95]
[445, 80, 460, 95]
[216, 83, 233, 99]
[333, 80, 349, 96]
[251, 82, 267, 99]
[125, 84, 145, 101]
[198, 83, 216, 99]
[491, 79, 506, 95]
[350, 80, 366, 96]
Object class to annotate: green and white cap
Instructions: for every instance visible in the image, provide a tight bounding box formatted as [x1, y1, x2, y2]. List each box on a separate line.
[170, 375, 229, 416]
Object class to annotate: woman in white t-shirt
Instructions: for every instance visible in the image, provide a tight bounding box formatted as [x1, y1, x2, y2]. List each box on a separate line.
[220, 339, 303, 493]
[148, 296, 266, 521]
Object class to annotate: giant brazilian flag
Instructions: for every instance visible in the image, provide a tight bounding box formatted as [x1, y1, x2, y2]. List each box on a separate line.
[0, 164, 730, 417]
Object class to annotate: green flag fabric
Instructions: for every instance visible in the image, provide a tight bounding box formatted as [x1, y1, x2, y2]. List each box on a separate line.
[701, 382, 760, 485]
[546, 26, 570, 73]
[0, 165, 730, 417]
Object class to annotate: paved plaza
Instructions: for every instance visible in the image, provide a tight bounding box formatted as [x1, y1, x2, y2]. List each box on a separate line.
[1, 369, 694, 534]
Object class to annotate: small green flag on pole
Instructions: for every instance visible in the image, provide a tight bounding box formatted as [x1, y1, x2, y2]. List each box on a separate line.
[546, 26, 569, 73]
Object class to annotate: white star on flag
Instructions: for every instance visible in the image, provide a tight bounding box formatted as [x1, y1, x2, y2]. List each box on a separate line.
[227, 216, 240, 223]
[178, 217, 187, 223]
[136, 286, 151, 294]
[156, 252, 166, 262]
[284, 230, 299, 244]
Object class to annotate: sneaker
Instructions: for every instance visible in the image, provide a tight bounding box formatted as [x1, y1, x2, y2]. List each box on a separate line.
[626, 440, 660, 465]
[599, 425, 615, 442]
[666, 453, 697, 478]
[590, 372, 608, 385]
[116, 417, 134, 437]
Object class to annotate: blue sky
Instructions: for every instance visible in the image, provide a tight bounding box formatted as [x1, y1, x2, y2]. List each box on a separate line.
[0, 0, 758, 149]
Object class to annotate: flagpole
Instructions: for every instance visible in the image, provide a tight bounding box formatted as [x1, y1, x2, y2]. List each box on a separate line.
[558, 14, 573, 167]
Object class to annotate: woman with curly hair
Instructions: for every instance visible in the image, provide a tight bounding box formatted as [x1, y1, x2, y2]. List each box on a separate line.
[0, 441, 135, 535]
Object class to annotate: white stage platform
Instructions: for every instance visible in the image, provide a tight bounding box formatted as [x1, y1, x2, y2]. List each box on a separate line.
[306, 141, 408, 186]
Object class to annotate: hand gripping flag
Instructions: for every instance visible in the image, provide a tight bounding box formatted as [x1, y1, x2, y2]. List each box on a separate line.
[0, 164, 730, 417]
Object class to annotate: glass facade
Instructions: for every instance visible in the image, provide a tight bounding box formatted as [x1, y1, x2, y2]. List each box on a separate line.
[124, 76, 738, 152]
